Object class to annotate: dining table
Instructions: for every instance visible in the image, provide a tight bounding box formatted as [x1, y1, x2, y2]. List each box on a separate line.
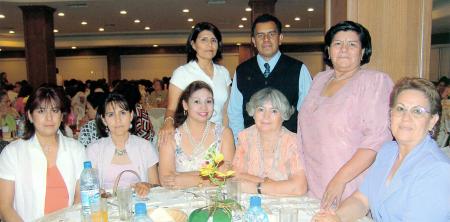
[37, 186, 373, 222]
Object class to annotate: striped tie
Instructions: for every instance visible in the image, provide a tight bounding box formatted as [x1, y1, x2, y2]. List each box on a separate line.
[263, 63, 270, 78]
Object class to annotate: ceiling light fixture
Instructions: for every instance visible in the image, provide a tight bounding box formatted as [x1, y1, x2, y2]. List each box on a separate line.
[99, 27, 104, 31]
[8, 30, 15, 34]
[187, 18, 194, 22]
[145, 26, 150, 30]
[0, 48, 2, 51]
[71, 46, 77, 49]
[295, 17, 300, 21]
[245, 7, 252, 12]
[236, 43, 241, 46]
[182, 9, 189, 13]
[81, 21, 87, 25]
[0, 14, 5, 19]
[285, 24, 291, 28]
[191, 25, 195, 29]
[53, 29, 59, 33]
[57, 12, 65, 16]
[238, 24, 244, 28]
[134, 19, 141, 23]
[153, 44, 159, 47]
[120, 10, 127, 15]
[241, 17, 247, 21]
[307, 8, 314, 12]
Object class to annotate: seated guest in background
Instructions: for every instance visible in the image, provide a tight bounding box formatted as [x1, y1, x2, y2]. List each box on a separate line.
[78, 92, 108, 147]
[14, 81, 33, 115]
[313, 78, 450, 222]
[159, 22, 231, 147]
[0, 90, 19, 134]
[114, 81, 155, 142]
[147, 79, 168, 108]
[159, 81, 234, 189]
[0, 86, 86, 221]
[233, 88, 307, 196]
[87, 93, 159, 197]
[298, 21, 393, 209]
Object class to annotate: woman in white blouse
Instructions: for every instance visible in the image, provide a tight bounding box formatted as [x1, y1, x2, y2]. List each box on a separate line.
[158, 22, 231, 146]
[0, 86, 86, 221]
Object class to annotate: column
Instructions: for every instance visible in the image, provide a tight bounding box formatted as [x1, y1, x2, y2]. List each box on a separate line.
[107, 48, 121, 85]
[325, 0, 433, 81]
[20, 6, 56, 88]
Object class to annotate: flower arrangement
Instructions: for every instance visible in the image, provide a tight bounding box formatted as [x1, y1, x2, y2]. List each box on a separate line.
[190, 148, 241, 221]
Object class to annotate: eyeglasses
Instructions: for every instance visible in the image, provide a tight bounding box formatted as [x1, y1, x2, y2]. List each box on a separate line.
[391, 105, 431, 119]
[255, 31, 279, 40]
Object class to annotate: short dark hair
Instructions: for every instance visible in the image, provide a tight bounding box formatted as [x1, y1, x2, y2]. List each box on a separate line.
[251, 14, 282, 36]
[323, 21, 372, 68]
[96, 93, 136, 137]
[174, 81, 213, 128]
[186, 22, 223, 63]
[24, 85, 69, 139]
[113, 81, 141, 109]
[87, 92, 108, 110]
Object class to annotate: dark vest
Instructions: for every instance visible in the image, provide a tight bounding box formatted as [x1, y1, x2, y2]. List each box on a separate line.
[236, 54, 303, 132]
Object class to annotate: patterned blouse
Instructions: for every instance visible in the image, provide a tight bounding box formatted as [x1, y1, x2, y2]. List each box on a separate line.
[174, 123, 223, 172]
[135, 104, 155, 141]
[78, 120, 98, 147]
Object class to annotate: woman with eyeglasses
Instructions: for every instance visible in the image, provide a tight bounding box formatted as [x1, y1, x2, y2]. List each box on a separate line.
[158, 22, 231, 147]
[159, 81, 234, 189]
[297, 21, 394, 209]
[313, 78, 450, 222]
[0, 86, 86, 221]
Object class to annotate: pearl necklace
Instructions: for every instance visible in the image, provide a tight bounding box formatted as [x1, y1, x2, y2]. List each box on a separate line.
[183, 120, 211, 150]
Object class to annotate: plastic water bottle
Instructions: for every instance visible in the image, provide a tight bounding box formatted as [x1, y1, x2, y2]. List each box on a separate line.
[80, 161, 101, 222]
[16, 116, 25, 138]
[243, 196, 269, 222]
[133, 203, 153, 222]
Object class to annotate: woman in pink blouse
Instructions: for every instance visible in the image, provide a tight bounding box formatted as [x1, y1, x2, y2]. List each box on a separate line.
[297, 21, 393, 209]
[233, 88, 307, 196]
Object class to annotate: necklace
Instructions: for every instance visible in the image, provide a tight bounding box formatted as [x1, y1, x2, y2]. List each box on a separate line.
[256, 128, 282, 178]
[183, 120, 210, 150]
[114, 149, 127, 156]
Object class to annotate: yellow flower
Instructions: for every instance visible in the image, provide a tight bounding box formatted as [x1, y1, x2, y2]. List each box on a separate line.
[215, 170, 235, 178]
[200, 163, 215, 177]
[213, 153, 224, 164]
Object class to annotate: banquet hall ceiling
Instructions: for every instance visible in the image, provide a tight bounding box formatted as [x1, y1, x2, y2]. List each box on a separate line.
[0, 0, 449, 49]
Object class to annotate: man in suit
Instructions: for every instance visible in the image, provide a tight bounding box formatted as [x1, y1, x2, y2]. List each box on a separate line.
[228, 14, 312, 140]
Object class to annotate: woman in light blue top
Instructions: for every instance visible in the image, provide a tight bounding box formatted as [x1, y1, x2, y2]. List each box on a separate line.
[313, 78, 450, 222]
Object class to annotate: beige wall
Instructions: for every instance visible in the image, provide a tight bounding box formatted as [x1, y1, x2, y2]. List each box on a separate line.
[56, 56, 108, 82]
[285, 52, 325, 77]
[0, 58, 27, 83]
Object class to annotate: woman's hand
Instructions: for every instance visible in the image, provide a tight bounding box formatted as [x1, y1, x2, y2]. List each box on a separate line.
[311, 209, 341, 222]
[160, 174, 183, 189]
[133, 182, 151, 197]
[321, 176, 346, 210]
[157, 119, 175, 148]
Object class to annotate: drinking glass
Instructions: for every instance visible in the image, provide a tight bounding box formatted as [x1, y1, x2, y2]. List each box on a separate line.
[91, 198, 108, 222]
[117, 186, 132, 220]
[226, 180, 242, 204]
[279, 207, 298, 222]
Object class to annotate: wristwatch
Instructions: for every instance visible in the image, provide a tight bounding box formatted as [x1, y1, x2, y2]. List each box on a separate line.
[257, 182, 262, 194]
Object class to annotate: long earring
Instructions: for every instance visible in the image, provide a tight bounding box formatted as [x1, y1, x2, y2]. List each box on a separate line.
[129, 123, 132, 129]
[184, 110, 187, 116]
[105, 126, 109, 133]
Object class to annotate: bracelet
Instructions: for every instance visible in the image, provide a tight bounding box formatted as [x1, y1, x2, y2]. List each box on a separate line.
[198, 179, 204, 188]
[164, 116, 174, 124]
[257, 182, 262, 194]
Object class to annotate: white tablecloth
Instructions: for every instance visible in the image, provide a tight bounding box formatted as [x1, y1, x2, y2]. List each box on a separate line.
[37, 187, 373, 222]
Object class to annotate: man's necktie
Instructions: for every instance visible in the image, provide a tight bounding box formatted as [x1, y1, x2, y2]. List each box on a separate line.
[263, 63, 270, 78]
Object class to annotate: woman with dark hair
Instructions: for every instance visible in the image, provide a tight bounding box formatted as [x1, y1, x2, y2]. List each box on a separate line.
[159, 81, 234, 189]
[298, 21, 394, 209]
[313, 78, 450, 222]
[159, 22, 231, 146]
[147, 79, 168, 108]
[78, 92, 108, 147]
[0, 86, 86, 221]
[86, 93, 159, 197]
[0, 90, 19, 137]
